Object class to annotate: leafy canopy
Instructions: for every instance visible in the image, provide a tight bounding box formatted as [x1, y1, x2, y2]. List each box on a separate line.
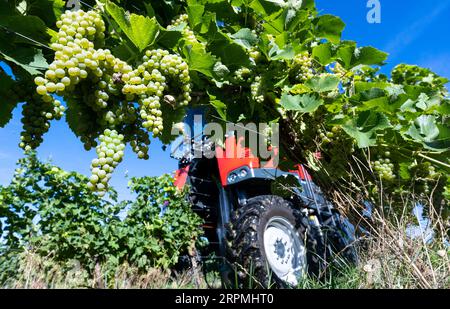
[0, 0, 448, 210]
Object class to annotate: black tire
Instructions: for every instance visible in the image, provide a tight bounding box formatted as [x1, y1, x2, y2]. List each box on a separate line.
[322, 212, 359, 268]
[224, 195, 325, 288]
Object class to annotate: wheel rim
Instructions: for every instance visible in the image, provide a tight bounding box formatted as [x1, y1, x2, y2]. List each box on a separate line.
[263, 216, 307, 286]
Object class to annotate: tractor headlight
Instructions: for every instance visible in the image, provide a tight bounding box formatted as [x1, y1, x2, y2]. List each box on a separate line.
[228, 173, 237, 183]
[238, 169, 248, 178]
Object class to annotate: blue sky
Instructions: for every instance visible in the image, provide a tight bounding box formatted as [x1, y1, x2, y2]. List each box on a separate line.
[1, 0, 449, 201]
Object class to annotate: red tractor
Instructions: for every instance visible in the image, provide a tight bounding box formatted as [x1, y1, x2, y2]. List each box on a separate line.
[171, 108, 357, 288]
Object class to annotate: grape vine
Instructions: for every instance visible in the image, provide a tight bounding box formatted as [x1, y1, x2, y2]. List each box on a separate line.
[0, 0, 447, 213]
[28, 9, 191, 192]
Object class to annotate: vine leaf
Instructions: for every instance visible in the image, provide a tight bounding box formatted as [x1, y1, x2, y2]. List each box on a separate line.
[0, 48, 48, 76]
[337, 43, 388, 69]
[280, 93, 324, 113]
[353, 46, 388, 66]
[157, 25, 184, 50]
[182, 42, 216, 77]
[406, 115, 440, 145]
[160, 105, 186, 145]
[0, 15, 51, 46]
[186, 4, 205, 28]
[415, 93, 441, 112]
[229, 28, 258, 49]
[0, 70, 18, 128]
[207, 29, 251, 67]
[360, 96, 392, 114]
[305, 75, 340, 93]
[314, 15, 345, 43]
[24, 0, 65, 27]
[312, 43, 333, 65]
[342, 111, 391, 148]
[105, 1, 159, 51]
[209, 94, 227, 120]
[355, 81, 391, 93]
[269, 44, 295, 60]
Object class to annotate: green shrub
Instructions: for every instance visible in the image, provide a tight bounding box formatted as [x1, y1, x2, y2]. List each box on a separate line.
[0, 153, 202, 283]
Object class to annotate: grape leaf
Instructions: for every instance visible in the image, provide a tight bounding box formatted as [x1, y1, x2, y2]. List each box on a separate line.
[212, 61, 230, 80]
[157, 26, 184, 49]
[0, 15, 51, 46]
[25, 0, 65, 27]
[353, 46, 388, 66]
[342, 111, 391, 148]
[187, 4, 205, 29]
[280, 93, 324, 113]
[406, 115, 440, 144]
[305, 75, 340, 93]
[105, 1, 160, 51]
[312, 43, 333, 65]
[262, 8, 288, 34]
[270, 45, 295, 60]
[182, 42, 217, 77]
[359, 97, 391, 113]
[337, 41, 356, 68]
[209, 94, 227, 120]
[0, 48, 48, 76]
[229, 28, 258, 49]
[415, 93, 441, 112]
[399, 163, 411, 180]
[160, 105, 187, 145]
[425, 124, 450, 151]
[0, 70, 18, 128]
[248, 0, 283, 16]
[314, 15, 345, 44]
[360, 88, 386, 101]
[207, 29, 250, 68]
[405, 121, 450, 152]
[336, 43, 387, 69]
[354, 81, 391, 93]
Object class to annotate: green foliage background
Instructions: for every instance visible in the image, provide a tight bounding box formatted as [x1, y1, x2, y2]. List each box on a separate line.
[0, 153, 203, 284]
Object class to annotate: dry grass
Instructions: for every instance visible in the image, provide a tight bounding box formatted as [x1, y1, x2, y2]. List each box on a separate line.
[1, 251, 206, 289]
[319, 159, 450, 289]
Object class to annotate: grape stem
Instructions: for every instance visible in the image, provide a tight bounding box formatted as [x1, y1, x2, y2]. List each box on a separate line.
[417, 153, 450, 169]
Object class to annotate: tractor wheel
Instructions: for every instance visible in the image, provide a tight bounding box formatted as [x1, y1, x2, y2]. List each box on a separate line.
[322, 212, 359, 267]
[224, 195, 325, 288]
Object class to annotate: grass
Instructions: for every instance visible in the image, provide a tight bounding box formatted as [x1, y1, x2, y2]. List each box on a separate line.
[0, 251, 210, 289]
[1, 172, 449, 289]
[2, 206, 447, 289]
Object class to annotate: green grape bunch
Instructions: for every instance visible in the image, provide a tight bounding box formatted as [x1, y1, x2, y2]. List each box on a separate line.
[291, 52, 315, 82]
[167, 14, 198, 44]
[25, 9, 192, 194]
[122, 49, 191, 136]
[372, 156, 395, 182]
[88, 129, 125, 196]
[251, 75, 264, 103]
[19, 95, 65, 151]
[234, 67, 252, 83]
